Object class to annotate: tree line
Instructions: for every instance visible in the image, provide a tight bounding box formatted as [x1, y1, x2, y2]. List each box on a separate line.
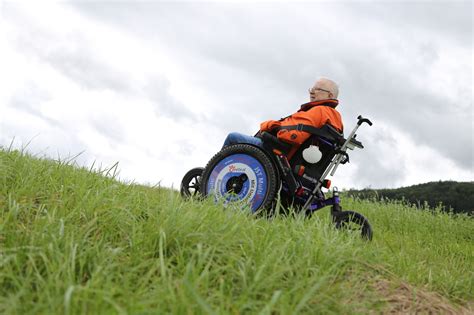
[345, 181, 474, 215]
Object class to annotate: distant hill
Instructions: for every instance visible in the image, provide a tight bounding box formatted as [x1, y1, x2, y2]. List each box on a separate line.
[345, 181, 474, 215]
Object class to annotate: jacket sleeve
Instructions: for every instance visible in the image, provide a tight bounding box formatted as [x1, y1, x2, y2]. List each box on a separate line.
[260, 120, 282, 132]
[276, 110, 321, 145]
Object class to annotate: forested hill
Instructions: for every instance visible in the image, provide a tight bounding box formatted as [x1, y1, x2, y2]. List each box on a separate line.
[345, 181, 474, 215]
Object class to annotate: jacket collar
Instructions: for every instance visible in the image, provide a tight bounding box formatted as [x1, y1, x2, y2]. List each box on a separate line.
[299, 99, 339, 112]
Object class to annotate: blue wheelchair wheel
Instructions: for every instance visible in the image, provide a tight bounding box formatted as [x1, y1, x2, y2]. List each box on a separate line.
[200, 144, 278, 213]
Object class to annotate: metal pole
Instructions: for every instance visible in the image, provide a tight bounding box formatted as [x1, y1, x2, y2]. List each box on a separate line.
[302, 116, 372, 211]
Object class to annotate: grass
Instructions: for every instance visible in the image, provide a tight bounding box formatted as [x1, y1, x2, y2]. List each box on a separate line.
[0, 148, 473, 314]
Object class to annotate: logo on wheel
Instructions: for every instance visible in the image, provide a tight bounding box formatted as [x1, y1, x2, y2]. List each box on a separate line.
[228, 165, 246, 173]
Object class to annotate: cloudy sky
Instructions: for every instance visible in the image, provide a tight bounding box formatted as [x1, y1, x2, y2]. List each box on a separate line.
[1, 0, 472, 189]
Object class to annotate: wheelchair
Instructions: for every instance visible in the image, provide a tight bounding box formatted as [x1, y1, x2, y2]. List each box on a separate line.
[181, 116, 374, 240]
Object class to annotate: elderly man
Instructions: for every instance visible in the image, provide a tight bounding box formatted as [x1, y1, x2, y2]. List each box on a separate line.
[222, 78, 343, 152]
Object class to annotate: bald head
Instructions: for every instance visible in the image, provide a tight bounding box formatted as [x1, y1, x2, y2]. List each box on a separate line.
[309, 78, 339, 101]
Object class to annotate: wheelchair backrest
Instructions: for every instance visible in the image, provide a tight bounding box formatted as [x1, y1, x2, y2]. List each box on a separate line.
[260, 124, 344, 188]
[288, 124, 344, 186]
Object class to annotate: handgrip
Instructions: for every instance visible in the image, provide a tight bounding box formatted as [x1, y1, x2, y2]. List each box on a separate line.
[357, 115, 373, 126]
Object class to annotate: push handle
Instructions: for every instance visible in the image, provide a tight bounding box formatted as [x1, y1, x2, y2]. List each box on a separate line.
[357, 115, 373, 126]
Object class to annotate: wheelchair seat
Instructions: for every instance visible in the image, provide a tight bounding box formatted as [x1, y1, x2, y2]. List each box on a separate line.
[260, 131, 292, 155]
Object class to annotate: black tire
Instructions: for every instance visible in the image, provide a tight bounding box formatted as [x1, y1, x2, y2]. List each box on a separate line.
[180, 167, 204, 199]
[333, 210, 373, 241]
[200, 144, 278, 214]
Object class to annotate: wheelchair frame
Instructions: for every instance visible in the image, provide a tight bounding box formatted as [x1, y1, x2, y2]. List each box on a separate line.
[181, 115, 372, 214]
[261, 115, 372, 215]
[306, 115, 372, 211]
[180, 115, 374, 239]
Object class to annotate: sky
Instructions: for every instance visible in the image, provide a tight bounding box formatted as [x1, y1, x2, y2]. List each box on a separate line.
[0, 0, 472, 190]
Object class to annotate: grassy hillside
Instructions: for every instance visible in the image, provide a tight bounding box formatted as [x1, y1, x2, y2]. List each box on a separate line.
[1, 148, 473, 314]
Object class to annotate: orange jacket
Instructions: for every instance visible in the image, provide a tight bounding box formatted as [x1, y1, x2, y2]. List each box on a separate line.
[260, 99, 343, 147]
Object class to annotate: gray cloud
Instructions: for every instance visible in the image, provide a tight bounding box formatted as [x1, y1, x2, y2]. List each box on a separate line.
[45, 48, 132, 93]
[349, 2, 472, 46]
[9, 82, 60, 127]
[338, 60, 473, 169]
[1, 119, 90, 167]
[4, 6, 133, 94]
[350, 128, 408, 189]
[8, 82, 127, 156]
[4, 2, 471, 189]
[68, 2, 473, 172]
[4, 3, 201, 133]
[90, 115, 125, 143]
[142, 75, 197, 121]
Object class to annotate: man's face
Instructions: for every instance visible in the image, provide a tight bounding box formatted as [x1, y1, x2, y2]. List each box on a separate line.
[309, 86, 333, 102]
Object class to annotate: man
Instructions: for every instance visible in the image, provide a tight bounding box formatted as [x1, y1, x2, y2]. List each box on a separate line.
[222, 77, 343, 153]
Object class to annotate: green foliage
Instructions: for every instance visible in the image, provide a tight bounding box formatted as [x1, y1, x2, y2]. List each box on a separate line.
[346, 181, 474, 215]
[0, 148, 472, 314]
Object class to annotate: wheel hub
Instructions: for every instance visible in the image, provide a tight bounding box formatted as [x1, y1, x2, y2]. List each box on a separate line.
[225, 173, 248, 194]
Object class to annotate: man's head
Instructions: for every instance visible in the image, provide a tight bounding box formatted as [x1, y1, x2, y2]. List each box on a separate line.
[309, 78, 339, 102]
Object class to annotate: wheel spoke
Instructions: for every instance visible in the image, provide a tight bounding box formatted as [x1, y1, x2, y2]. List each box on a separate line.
[180, 167, 204, 199]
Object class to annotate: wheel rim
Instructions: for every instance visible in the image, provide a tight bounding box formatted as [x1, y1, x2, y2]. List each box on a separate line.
[185, 174, 201, 196]
[181, 168, 204, 198]
[206, 153, 268, 212]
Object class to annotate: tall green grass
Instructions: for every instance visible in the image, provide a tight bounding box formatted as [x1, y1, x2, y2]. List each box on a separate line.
[0, 148, 472, 314]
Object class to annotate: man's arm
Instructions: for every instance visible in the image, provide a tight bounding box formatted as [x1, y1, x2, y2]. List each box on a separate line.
[260, 120, 282, 132]
[273, 110, 319, 145]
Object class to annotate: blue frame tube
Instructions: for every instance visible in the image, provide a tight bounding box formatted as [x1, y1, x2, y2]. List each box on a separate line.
[308, 196, 340, 212]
